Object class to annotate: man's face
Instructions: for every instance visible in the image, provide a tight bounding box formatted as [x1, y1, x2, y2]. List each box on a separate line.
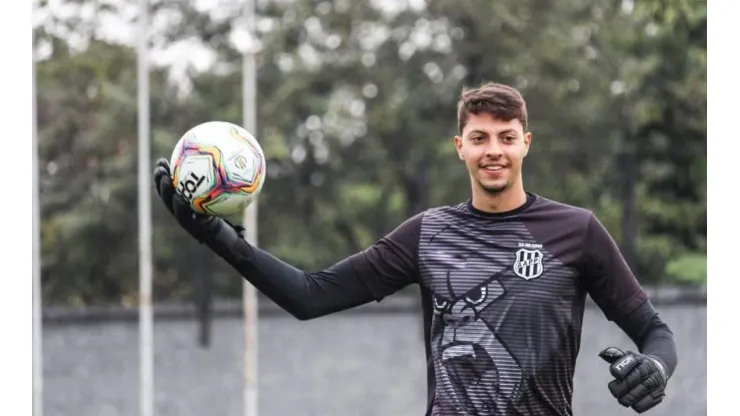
[454, 113, 531, 195]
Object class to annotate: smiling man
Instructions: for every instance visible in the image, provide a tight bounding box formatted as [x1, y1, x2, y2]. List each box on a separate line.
[153, 82, 678, 415]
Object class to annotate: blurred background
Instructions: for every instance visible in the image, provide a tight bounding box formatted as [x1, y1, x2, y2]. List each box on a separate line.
[33, 0, 706, 415]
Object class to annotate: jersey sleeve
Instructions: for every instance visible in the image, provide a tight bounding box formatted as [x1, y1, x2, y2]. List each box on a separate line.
[581, 214, 649, 321]
[347, 211, 423, 301]
[203, 211, 422, 320]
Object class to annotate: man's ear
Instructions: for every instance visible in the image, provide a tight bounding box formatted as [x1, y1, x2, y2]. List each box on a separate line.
[523, 132, 532, 157]
[454, 135, 464, 160]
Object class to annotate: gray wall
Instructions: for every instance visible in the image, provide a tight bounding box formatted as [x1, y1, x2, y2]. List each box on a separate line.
[42, 303, 705, 416]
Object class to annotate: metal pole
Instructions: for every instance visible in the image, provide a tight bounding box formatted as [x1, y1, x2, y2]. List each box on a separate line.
[32, 42, 43, 416]
[137, 0, 154, 415]
[242, 0, 258, 415]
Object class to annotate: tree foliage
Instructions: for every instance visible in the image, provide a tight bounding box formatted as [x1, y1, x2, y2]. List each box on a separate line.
[34, 0, 706, 306]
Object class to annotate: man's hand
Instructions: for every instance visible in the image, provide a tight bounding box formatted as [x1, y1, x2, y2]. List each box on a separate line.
[599, 347, 668, 413]
[153, 158, 225, 242]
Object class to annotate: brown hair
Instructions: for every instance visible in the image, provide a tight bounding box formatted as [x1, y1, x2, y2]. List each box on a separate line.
[457, 82, 528, 134]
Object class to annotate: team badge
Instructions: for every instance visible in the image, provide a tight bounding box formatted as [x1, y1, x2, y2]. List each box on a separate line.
[513, 248, 544, 280]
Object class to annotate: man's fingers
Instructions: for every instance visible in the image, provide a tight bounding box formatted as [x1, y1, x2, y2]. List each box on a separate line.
[598, 347, 625, 364]
[608, 352, 641, 379]
[631, 390, 664, 414]
[153, 158, 172, 198]
[617, 360, 658, 390]
[155, 158, 171, 175]
[616, 380, 651, 408]
[156, 168, 176, 215]
[172, 192, 196, 223]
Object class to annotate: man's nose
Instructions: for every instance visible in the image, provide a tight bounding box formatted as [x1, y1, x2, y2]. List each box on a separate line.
[484, 140, 503, 158]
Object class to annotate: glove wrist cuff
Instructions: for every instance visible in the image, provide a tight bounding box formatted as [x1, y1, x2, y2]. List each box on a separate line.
[203, 219, 249, 262]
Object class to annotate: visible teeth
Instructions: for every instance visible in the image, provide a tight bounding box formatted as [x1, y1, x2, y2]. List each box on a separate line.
[484, 166, 503, 171]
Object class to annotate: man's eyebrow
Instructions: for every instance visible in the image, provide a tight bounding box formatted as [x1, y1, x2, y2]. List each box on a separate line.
[497, 129, 518, 136]
[466, 129, 487, 136]
[466, 128, 519, 137]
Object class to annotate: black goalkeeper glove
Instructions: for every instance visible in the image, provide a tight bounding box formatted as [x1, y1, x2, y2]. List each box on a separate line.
[599, 347, 669, 414]
[153, 158, 244, 243]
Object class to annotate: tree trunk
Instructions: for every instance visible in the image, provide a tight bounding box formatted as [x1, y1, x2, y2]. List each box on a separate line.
[619, 146, 638, 274]
[404, 157, 429, 218]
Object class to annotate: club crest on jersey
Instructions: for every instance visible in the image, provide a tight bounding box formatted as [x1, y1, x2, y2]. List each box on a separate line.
[513, 248, 544, 280]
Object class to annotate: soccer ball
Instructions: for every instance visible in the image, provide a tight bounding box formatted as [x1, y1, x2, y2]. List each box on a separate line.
[169, 121, 266, 218]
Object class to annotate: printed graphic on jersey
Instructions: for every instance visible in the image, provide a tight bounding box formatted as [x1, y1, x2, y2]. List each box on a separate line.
[513, 248, 544, 280]
[420, 219, 524, 415]
[430, 271, 521, 415]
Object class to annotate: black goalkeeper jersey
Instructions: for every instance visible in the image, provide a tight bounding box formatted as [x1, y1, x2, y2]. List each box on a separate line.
[205, 192, 675, 416]
[347, 194, 649, 416]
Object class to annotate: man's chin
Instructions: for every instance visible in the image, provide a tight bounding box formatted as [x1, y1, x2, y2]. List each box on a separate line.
[478, 181, 508, 195]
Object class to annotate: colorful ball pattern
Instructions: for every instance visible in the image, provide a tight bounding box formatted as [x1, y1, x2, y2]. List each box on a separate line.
[170, 121, 266, 217]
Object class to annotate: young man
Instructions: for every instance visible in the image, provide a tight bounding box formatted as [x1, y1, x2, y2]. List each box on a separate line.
[153, 82, 677, 415]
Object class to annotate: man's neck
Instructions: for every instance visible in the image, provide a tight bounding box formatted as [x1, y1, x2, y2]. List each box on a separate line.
[471, 185, 528, 214]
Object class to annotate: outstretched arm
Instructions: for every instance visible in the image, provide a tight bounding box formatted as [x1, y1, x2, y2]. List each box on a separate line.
[203, 223, 376, 320]
[204, 219, 421, 320]
[154, 158, 421, 320]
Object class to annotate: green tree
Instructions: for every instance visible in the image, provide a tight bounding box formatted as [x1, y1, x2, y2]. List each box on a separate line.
[34, 0, 706, 306]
